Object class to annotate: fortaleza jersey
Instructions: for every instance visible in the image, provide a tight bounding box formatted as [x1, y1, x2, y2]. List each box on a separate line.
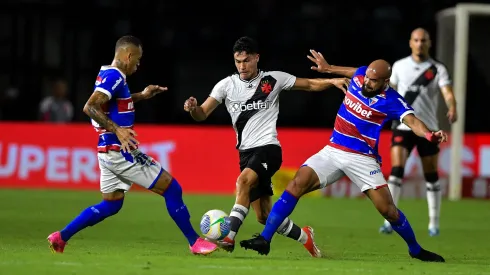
[210, 71, 296, 150]
[91, 66, 135, 152]
[329, 66, 414, 162]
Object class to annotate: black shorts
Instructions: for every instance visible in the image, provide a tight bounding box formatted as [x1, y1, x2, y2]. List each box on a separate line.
[239, 144, 282, 202]
[391, 129, 439, 157]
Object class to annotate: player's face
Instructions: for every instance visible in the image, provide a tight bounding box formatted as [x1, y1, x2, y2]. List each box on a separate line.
[362, 72, 388, 98]
[126, 46, 143, 75]
[234, 51, 259, 80]
[410, 31, 431, 58]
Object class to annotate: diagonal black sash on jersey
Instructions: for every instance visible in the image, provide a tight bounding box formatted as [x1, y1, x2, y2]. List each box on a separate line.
[234, 75, 277, 149]
[392, 64, 438, 129]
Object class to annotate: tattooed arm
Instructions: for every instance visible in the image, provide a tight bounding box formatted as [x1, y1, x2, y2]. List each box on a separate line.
[83, 91, 120, 132]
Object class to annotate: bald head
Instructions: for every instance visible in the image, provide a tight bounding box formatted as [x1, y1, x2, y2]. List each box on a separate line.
[411, 28, 430, 40]
[361, 60, 391, 98]
[367, 59, 392, 80]
[410, 28, 431, 60]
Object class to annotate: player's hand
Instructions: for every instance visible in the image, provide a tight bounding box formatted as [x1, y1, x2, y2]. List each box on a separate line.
[115, 127, 139, 153]
[425, 130, 448, 143]
[332, 78, 350, 94]
[184, 97, 198, 112]
[447, 107, 457, 123]
[307, 49, 332, 73]
[141, 85, 168, 100]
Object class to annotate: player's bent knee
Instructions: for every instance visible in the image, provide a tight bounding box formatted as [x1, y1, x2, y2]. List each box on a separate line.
[424, 172, 439, 183]
[149, 170, 173, 195]
[235, 175, 256, 196]
[286, 177, 308, 198]
[378, 203, 399, 222]
[102, 190, 125, 201]
[286, 166, 317, 197]
[390, 166, 404, 178]
[236, 169, 258, 188]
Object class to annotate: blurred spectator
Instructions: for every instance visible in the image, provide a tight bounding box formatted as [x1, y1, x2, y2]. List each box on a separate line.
[39, 78, 73, 123]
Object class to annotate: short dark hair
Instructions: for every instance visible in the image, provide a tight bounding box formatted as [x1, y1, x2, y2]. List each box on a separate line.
[115, 35, 142, 50]
[233, 36, 258, 54]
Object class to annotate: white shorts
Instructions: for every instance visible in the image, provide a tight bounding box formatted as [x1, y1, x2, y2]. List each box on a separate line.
[303, 145, 387, 192]
[97, 149, 164, 193]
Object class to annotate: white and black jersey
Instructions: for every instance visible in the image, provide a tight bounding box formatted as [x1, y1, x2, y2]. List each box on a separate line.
[390, 56, 452, 131]
[210, 71, 296, 150]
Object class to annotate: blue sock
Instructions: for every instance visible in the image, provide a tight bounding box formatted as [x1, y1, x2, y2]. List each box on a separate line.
[163, 178, 199, 246]
[390, 209, 422, 255]
[261, 191, 298, 242]
[60, 199, 124, 242]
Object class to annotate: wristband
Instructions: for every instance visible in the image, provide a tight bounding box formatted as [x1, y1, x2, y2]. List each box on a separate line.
[425, 132, 436, 142]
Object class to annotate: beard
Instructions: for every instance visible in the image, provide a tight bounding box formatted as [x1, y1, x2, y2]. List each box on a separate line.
[361, 85, 382, 98]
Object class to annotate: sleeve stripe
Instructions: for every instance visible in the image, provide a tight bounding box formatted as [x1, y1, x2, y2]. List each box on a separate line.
[399, 110, 414, 122]
[94, 87, 112, 100]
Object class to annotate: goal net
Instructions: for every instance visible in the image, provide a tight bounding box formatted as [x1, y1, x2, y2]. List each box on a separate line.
[435, 3, 490, 200]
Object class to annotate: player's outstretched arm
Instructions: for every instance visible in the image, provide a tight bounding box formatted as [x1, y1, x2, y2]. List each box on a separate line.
[131, 85, 168, 103]
[184, 96, 220, 122]
[292, 78, 350, 93]
[402, 114, 448, 143]
[307, 49, 357, 78]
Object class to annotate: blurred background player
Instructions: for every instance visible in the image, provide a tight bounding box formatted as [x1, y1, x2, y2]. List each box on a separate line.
[38, 78, 74, 123]
[183, 36, 349, 257]
[379, 28, 457, 237]
[240, 58, 447, 262]
[47, 35, 218, 255]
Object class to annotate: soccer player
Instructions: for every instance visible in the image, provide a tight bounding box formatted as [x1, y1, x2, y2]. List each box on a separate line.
[47, 35, 218, 255]
[183, 36, 349, 257]
[240, 57, 447, 262]
[378, 28, 457, 237]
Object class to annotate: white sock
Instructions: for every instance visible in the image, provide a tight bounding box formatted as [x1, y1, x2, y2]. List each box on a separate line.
[227, 204, 249, 240]
[426, 181, 441, 229]
[384, 175, 402, 227]
[297, 229, 308, 244]
[276, 217, 308, 244]
[277, 217, 294, 236]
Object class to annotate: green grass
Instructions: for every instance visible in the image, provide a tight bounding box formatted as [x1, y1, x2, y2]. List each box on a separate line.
[0, 189, 489, 275]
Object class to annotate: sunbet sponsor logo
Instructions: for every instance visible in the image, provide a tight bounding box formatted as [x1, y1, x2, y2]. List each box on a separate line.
[229, 100, 271, 113]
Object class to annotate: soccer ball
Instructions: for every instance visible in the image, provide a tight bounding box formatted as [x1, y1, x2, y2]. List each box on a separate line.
[200, 209, 230, 241]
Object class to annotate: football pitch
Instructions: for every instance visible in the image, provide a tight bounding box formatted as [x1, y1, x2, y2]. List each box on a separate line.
[0, 189, 488, 275]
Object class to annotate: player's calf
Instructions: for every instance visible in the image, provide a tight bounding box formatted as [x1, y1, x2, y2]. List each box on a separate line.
[254, 200, 318, 257]
[366, 187, 444, 262]
[225, 169, 258, 244]
[380, 167, 404, 234]
[49, 193, 125, 251]
[151, 171, 203, 247]
[424, 171, 441, 236]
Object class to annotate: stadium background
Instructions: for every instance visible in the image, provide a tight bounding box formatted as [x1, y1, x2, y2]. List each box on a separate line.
[1, 1, 490, 274]
[1, 0, 489, 198]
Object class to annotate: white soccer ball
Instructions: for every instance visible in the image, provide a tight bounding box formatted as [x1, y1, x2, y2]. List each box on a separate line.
[200, 209, 230, 241]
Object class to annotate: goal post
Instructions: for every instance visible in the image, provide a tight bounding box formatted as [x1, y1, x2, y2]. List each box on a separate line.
[436, 3, 490, 201]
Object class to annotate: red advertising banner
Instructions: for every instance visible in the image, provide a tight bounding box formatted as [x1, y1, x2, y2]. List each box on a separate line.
[1, 122, 490, 198]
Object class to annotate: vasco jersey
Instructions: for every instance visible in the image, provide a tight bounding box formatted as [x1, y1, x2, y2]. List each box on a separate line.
[91, 66, 135, 152]
[210, 71, 296, 150]
[329, 66, 414, 162]
[390, 56, 451, 131]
